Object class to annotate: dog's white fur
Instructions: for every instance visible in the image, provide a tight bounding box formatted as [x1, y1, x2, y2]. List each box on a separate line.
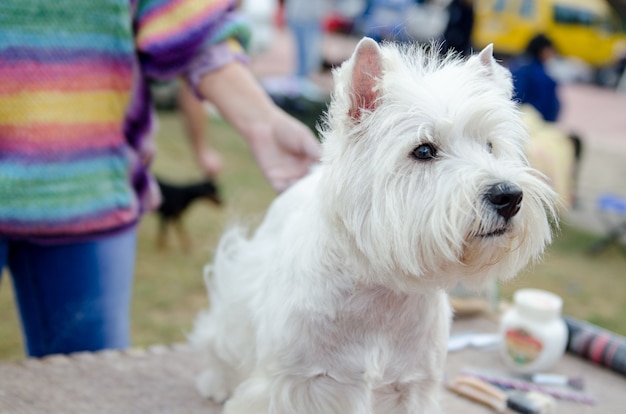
[189, 38, 557, 413]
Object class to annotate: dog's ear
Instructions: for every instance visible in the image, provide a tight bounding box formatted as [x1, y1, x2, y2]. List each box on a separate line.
[473, 44, 513, 98]
[348, 37, 383, 120]
[476, 44, 496, 73]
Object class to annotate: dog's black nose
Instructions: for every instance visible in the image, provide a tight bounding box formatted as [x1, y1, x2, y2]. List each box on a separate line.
[486, 183, 523, 219]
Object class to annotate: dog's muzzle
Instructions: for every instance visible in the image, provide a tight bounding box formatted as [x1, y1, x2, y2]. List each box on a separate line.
[486, 182, 523, 220]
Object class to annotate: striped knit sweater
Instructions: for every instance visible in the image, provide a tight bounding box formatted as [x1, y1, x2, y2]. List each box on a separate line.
[0, 0, 249, 242]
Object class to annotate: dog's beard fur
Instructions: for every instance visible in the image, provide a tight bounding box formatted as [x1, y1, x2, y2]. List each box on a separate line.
[189, 38, 558, 414]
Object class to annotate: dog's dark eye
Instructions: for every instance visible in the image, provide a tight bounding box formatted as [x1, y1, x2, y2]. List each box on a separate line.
[412, 143, 437, 160]
[487, 142, 493, 153]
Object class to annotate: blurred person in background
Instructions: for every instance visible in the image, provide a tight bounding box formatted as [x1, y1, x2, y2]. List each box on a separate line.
[355, 0, 417, 42]
[284, 0, 366, 81]
[510, 34, 561, 122]
[510, 34, 583, 208]
[441, 0, 475, 57]
[0, 0, 320, 358]
[285, 0, 330, 80]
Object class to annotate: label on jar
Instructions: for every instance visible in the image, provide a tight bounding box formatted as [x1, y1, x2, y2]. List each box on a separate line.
[505, 328, 543, 365]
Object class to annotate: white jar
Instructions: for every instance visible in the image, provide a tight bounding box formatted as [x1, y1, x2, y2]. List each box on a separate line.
[499, 289, 568, 373]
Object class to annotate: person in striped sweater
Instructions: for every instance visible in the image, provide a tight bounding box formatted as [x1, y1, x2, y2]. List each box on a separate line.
[0, 0, 321, 357]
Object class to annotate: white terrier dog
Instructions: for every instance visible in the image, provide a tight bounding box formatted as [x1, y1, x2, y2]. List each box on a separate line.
[189, 38, 557, 414]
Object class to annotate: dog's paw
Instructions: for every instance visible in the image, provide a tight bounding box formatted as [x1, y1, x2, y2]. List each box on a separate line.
[196, 369, 231, 403]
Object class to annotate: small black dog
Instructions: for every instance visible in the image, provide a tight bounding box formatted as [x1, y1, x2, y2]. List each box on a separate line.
[156, 177, 222, 251]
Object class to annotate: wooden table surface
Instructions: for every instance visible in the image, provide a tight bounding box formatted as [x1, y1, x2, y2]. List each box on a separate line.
[0, 317, 623, 413]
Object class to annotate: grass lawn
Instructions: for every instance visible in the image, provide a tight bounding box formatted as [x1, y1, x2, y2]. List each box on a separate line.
[1, 110, 625, 361]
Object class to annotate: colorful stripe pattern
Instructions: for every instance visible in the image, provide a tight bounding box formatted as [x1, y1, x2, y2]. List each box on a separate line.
[0, 0, 249, 241]
[135, 0, 249, 80]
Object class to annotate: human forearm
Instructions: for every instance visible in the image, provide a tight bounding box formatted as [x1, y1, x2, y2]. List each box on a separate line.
[196, 61, 321, 192]
[197, 61, 277, 144]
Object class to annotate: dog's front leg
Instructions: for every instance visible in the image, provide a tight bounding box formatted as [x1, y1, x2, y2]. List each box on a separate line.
[221, 375, 270, 414]
[224, 371, 372, 414]
[373, 380, 441, 414]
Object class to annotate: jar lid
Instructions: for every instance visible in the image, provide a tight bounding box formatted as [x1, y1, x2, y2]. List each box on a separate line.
[513, 289, 563, 320]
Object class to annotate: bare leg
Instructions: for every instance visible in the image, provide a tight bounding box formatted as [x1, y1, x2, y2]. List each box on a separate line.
[177, 81, 223, 177]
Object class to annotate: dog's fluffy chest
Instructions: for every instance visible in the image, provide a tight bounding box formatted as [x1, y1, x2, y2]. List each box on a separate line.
[336, 286, 431, 337]
[298, 286, 450, 387]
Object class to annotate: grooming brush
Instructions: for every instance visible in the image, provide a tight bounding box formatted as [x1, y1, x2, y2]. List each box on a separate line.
[518, 373, 584, 390]
[460, 368, 595, 405]
[447, 375, 557, 414]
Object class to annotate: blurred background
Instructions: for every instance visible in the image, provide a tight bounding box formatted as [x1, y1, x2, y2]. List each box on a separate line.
[1, 0, 625, 360]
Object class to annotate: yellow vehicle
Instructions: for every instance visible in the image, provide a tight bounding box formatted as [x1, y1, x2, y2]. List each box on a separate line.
[472, 0, 626, 68]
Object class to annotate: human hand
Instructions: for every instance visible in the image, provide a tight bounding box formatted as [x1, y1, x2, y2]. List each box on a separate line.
[245, 109, 321, 192]
[197, 61, 321, 192]
[195, 147, 224, 178]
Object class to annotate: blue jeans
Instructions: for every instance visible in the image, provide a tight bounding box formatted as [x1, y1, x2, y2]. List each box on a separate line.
[287, 19, 323, 78]
[0, 227, 136, 357]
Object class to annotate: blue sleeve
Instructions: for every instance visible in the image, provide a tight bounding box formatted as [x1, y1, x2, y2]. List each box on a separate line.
[511, 66, 528, 104]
